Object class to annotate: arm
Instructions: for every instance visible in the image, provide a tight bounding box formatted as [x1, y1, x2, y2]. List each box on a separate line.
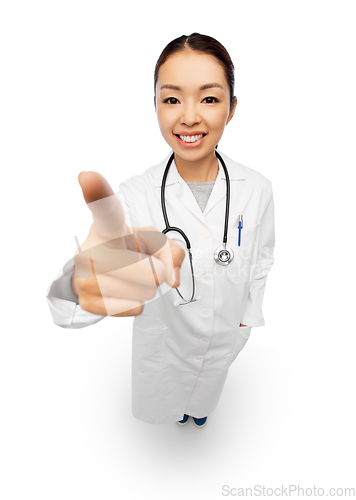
[46, 188, 138, 328]
[46, 257, 106, 329]
[240, 187, 275, 327]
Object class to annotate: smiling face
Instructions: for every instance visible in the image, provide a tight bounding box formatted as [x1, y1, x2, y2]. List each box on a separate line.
[155, 50, 237, 167]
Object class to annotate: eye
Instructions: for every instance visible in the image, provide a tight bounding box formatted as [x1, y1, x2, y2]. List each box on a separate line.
[203, 96, 220, 104]
[163, 97, 179, 104]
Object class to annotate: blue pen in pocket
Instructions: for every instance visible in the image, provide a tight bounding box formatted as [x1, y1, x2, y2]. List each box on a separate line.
[238, 215, 243, 246]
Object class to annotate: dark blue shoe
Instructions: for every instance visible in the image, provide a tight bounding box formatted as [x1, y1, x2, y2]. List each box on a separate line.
[192, 416, 208, 427]
[176, 414, 190, 425]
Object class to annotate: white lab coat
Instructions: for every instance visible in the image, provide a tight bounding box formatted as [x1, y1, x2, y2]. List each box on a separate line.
[46, 150, 275, 424]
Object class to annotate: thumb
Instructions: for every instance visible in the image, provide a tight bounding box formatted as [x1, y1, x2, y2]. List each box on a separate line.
[78, 171, 131, 240]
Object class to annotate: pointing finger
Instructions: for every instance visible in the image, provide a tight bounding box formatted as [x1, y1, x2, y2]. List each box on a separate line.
[78, 171, 132, 240]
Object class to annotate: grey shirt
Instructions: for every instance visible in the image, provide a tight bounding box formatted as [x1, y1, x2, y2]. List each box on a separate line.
[186, 181, 215, 212]
[53, 181, 215, 303]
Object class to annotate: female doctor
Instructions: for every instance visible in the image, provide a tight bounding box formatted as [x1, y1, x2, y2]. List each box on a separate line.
[46, 32, 275, 428]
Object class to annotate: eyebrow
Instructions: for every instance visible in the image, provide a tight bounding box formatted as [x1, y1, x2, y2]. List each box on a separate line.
[160, 83, 224, 91]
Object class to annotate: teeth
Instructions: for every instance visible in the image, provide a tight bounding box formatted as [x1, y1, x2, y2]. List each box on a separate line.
[179, 134, 204, 143]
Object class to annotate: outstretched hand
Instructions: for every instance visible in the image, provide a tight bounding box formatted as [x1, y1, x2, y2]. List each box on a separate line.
[71, 171, 186, 317]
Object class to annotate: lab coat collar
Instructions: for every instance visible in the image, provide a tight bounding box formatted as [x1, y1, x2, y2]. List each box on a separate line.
[153, 150, 246, 222]
[153, 149, 246, 187]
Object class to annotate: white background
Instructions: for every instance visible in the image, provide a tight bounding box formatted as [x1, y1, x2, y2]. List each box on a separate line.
[1, 0, 356, 498]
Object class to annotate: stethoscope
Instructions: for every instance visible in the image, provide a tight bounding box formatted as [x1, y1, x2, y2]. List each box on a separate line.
[161, 150, 234, 306]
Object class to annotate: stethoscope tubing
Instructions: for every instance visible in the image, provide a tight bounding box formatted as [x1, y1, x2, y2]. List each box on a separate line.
[160, 149, 232, 304]
[161, 150, 231, 247]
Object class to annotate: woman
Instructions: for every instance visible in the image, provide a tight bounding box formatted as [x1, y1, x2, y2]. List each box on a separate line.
[46, 33, 275, 428]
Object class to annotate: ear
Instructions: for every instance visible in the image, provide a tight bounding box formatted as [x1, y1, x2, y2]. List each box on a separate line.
[226, 96, 238, 125]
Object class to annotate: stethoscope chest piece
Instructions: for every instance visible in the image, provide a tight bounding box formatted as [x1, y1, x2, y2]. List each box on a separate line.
[214, 245, 234, 266]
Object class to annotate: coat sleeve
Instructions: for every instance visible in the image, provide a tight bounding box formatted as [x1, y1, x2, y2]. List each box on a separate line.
[240, 187, 275, 327]
[46, 189, 138, 329]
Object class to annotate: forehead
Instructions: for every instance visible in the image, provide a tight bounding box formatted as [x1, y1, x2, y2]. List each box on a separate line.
[157, 51, 227, 90]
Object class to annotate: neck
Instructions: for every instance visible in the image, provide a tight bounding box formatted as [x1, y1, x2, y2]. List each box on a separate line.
[174, 150, 219, 182]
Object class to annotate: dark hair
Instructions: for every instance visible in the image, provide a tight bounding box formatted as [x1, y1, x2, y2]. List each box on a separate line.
[154, 32, 236, 113]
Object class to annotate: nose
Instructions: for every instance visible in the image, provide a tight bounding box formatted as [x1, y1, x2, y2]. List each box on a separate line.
[180, 101, 201, 127]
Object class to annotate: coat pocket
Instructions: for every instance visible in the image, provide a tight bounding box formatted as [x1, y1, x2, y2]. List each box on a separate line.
[132, 317, 169, 372]
[229, 325, 252, 365]
[226, 223, 260, 284]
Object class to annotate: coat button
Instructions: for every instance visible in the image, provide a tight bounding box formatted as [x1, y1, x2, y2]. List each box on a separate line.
[201, 338, 208, 342]
[203, 273, 212, 281]
[196, 355, 203, 360]
[203, 230, 210, 238]
[201, 308, 211, 316]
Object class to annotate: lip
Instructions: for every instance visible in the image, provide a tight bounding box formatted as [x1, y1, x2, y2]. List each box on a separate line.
[174, 132, 207, 149]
